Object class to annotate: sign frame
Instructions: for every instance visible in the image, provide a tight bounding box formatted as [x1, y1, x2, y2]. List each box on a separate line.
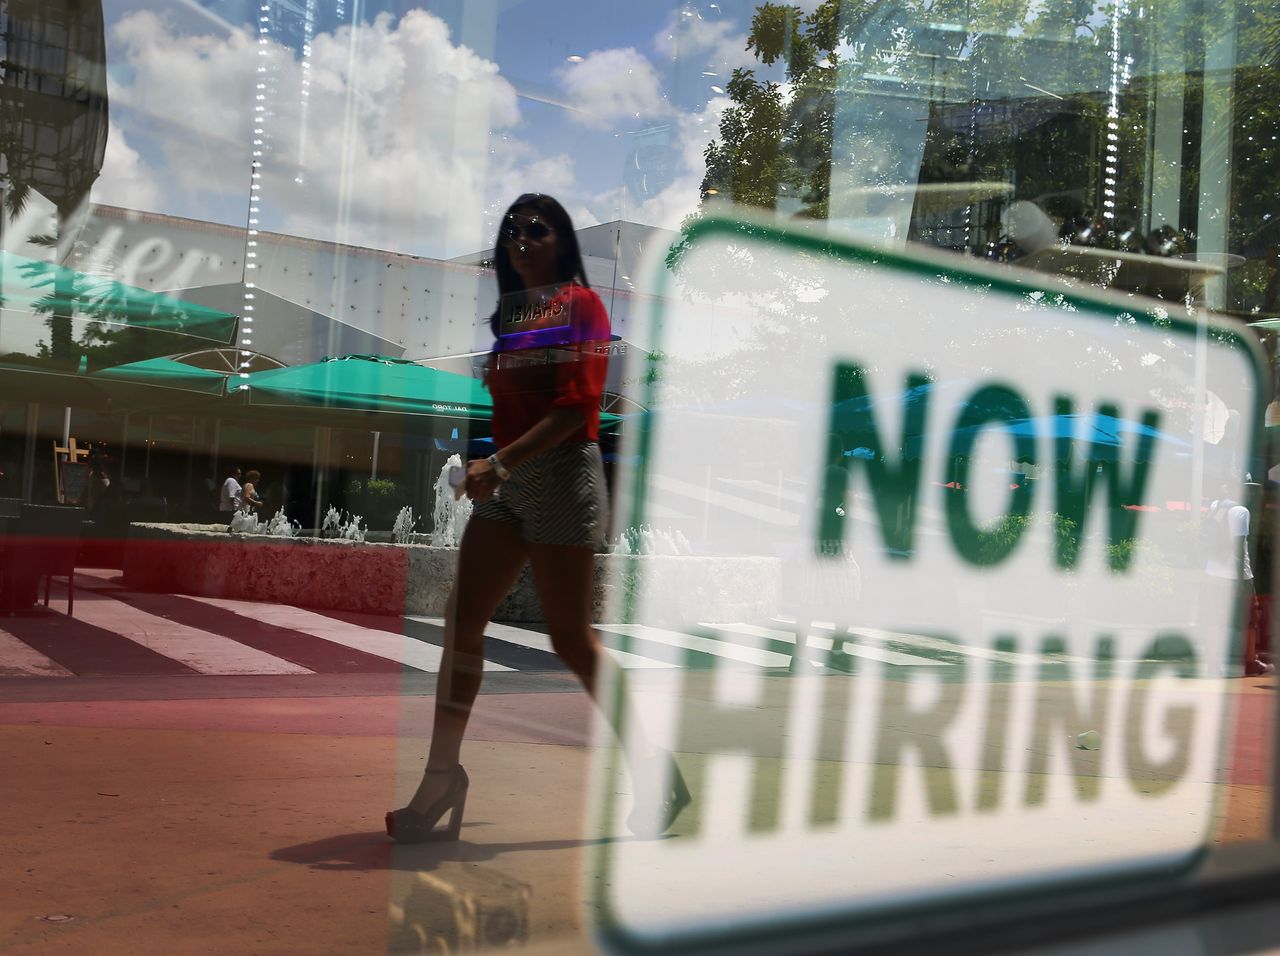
[590, 214, 1269, 955]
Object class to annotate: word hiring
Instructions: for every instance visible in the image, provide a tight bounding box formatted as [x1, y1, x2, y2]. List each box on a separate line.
[670, 633, 1196, 838]
[817, 364, 1164, 570]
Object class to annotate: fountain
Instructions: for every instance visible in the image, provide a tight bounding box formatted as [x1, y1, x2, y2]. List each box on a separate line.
[610, 525, 694, 556]
[392, 505, 417, 545]
[263, 510, 299, 538]
[321, 504, 366, 542]
[228, 509, 260, 534]
[430, 454, 472, 547]
[228, 508, 298, 537]
[123, 454, 778, 622]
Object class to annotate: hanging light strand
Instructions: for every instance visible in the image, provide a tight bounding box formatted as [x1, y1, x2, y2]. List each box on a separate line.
[239, 2, 273, 374]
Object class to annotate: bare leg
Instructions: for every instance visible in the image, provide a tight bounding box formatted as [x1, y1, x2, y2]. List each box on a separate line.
[407, 517, 528, 813]
[527, 542, 689, 835]
[527, 542, 664, 758]
[790, 613, 812, 673]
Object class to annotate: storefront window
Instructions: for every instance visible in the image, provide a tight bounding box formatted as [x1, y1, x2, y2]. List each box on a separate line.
[1, 2, 1278, 953]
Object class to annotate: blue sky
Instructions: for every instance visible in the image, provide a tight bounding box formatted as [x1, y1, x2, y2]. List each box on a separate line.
[93, 0, 794, 259]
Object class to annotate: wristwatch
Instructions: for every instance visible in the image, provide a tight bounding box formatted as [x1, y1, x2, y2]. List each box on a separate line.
[487, 453, 511, 481]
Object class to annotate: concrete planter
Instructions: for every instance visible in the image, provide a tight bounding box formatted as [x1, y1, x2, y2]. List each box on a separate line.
[123, 523, 779, 624]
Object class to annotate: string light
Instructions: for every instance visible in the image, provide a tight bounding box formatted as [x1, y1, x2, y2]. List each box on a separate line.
[1102, 0, 1132, 221]
[296, 0, 318, 182]
[240, 3, 272, 375]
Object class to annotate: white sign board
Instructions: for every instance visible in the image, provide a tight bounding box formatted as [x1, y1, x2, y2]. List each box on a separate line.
[591, 219, 1265, 951]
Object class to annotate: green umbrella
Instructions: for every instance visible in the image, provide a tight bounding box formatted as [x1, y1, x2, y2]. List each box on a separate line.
[0, 251, 238, 343]
[96, 355, 230, 396]
[234, 354, 494, 420]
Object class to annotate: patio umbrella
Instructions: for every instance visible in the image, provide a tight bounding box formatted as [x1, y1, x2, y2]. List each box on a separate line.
[0, 251, 238, 344]
[96, 356, 231, 396]
[232, 354, 493, 422]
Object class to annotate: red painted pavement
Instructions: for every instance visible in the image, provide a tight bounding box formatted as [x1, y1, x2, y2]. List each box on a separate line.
[0, 691, 595, 745]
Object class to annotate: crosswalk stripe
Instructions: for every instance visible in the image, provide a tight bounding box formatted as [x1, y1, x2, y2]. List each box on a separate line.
[715, 476, 808, 505]
[771, 617, 1100, 666]
[720, 621, 943, 667]
[719, 621, 944, 667]
[411, 617, 679, 670]
[83, 587, 403, 674]
[600, 624, 794, 668]
[78, 591, 313, 676]
[0, 628, 72, 677]
[8, 576, 1128, 679]
[188, 598, 513, 673]
[650, 474, 799, 527]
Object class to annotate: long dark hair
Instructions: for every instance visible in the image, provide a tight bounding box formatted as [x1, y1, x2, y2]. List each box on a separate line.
[487, 193, 590, 338]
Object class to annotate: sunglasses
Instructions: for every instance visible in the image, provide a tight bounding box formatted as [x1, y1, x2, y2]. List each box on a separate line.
[500, 219, 552, 244]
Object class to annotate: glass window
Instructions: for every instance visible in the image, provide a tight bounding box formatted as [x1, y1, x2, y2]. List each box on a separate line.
[2, 1, 1277, 953]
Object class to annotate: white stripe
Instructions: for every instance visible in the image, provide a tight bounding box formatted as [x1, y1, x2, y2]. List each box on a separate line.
[74, 591, 311, 675]
[650, 474, 799, 527]
[0, 628, 72, 677]
[728, 621, 946, 667]
[410, 617, 676, 670]
[600, 624, 794, 668]
[770, 617, 1093, 666]
[716, 477, 808, 504]
[194, 598, 512, 673]
[848, 625, 1094, 666]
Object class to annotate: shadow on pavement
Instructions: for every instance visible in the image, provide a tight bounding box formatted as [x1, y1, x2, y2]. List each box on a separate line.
[270, 830, 624, 871]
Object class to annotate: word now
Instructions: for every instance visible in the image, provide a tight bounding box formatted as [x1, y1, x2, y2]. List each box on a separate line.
[818, 364, 1162, 570]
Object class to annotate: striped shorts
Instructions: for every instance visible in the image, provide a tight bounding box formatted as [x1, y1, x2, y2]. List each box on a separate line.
[472, 441, 609, 549]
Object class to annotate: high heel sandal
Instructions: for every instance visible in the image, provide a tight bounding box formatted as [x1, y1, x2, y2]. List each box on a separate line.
[385, 766, 469, 844]
[627, 752, 691, 838]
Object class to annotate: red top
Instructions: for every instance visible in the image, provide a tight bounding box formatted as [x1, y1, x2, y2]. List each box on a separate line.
[486, 282, 611, 448]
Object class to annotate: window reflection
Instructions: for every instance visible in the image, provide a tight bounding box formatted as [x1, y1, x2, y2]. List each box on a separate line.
[0, 2, 1276, 954]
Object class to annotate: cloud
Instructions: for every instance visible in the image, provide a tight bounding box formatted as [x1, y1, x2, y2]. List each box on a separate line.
[101, 8, 560, 257]
[96, 8, 732, 258]
[652, 12, 755, 74]
[589, 96, 731, 232]
[92, 121, 163, 211]
[558, 47, 671, 129]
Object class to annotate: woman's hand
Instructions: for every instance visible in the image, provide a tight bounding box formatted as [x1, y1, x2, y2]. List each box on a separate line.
[464, 457, 502, 502]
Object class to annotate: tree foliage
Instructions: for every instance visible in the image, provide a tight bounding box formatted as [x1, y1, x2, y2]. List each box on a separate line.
[659, 0, 1278, 411]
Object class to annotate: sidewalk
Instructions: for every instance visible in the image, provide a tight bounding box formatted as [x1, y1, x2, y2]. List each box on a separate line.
[1, 685, 603, 955]
[1, 674, 1274, 955]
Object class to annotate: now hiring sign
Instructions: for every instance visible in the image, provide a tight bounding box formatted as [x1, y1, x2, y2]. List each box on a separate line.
[592, 221, 1265, 953]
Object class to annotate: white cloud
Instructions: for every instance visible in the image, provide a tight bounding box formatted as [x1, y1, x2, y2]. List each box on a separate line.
[558, 47, 671, 129]
[92, 120, 163, 211]
[652, 12, 755, 73]
[102, 8, 564, 258]
[589, 96, 730, 232]
[97, 9, 735, 257]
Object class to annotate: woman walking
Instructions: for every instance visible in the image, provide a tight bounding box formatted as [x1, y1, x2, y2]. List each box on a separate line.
[386, 194, 689, 843]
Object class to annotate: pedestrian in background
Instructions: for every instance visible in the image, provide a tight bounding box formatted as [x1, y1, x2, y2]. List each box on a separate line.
[241, 469, 265, 512]
[218, 466, 242, 517]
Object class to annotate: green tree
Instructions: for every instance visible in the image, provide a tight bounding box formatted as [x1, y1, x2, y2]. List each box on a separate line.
[661, 0, 1277, 410]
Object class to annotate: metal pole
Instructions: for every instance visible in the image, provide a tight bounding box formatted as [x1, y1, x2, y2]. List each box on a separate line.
[311, 425, 331, 531]
[371, 430, 381, 480]
[210, 418, 221, 483]
[119, 412, 130, 480]
[21, 403, 37, 501]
